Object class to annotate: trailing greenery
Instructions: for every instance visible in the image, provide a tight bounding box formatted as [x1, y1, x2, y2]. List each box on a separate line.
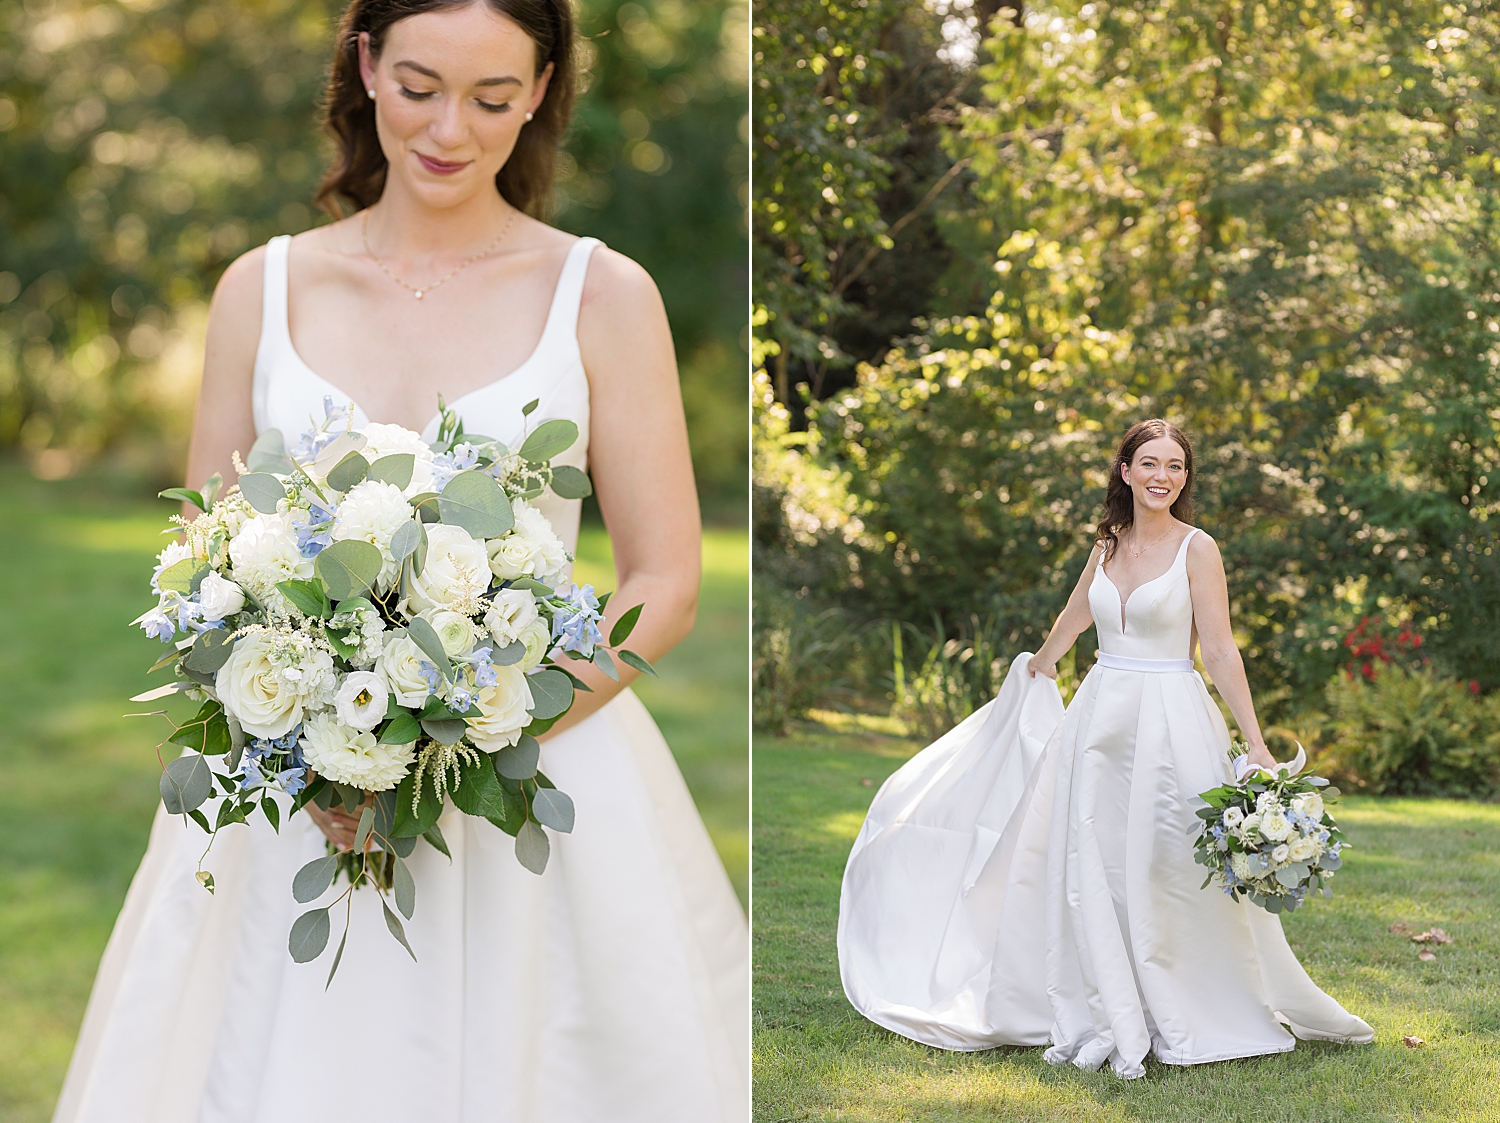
[0, 0, 747, 510]
[754, 718, 1500, 1122]
[753, 0, 1500, 723]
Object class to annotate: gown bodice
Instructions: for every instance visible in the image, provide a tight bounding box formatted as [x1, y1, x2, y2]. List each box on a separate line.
[252, 232, 599, 558]
[1088, 528, 1200, 662]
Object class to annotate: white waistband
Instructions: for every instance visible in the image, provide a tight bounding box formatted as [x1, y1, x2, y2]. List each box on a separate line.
[1096, 652, 1194, 673]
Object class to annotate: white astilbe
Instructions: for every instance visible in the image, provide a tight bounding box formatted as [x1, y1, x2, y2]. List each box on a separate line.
[408, 740, 483, 816]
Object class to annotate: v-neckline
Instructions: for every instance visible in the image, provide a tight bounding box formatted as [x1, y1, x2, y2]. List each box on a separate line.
[1097, 531, 1195, 631]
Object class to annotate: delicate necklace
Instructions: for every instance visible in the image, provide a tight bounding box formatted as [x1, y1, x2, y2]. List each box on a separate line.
[361, 207, 519, 300]
[1129, 525, 1174, 558]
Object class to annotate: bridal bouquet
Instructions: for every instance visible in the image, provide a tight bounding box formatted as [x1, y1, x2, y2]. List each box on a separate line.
[1190, 748, 1348, 914]
[131, 397, 653, 978]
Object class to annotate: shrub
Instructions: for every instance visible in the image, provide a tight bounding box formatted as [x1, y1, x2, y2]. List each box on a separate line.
[752, 587, 859, 735]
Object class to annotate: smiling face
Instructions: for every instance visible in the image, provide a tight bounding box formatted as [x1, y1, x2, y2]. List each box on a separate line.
[1121, 435, 1188, 517]
[358, 2, 553, 211]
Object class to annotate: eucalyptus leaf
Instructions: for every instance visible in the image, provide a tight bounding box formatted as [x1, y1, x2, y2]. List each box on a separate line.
[494, 733, 541, 780]
[420, 718, 468, 744]
[531, 787, 575, 833]
[292, 854, 339, 903]
[519, 419, 579, 463]
[201, 471, 223, 509]
[549, 464, 593, 499]
[514, 819, 550, 873]
[521, 397, 540, 416]
[438, 471, 514, 539]
[389, 519, 423, 565]
[354, 806, 374, 852]
[592, 647, 619, 682]
[314, 539, 382, 601]
[609, 604, 644, 647]
[506, 577, 552, 595]
[289, 907, 332, 963]
[325, 924, 349, 990]
[160, 753, 213, 815]
[373, 789, 397, 844]
[325, 451, 370, 493]
[157, 557, 210, 595]
[388, 834, 416, 858]
[367, 453, 416, 490]
[405, 615, 453, 673]
[238, 473, 287, 515]
[393, 855, 416, 920]
[617, 649, 658, 678]
[184, 629, 236, 674]
[525, 669, 573, 720]
[247, 429, 296, 474]
[491, 639, 526, 666]
[383, 900, 417, 961]
[310, 431, 367, 478]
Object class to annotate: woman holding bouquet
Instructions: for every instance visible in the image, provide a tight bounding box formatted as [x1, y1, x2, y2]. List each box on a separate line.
[838, 419, 1371, 1078]
[53, 1, 747, 1120]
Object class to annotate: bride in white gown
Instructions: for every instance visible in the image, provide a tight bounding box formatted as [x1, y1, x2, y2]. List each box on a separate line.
[53, 2, 747, 1120]
[838, 419, 1371, 1078]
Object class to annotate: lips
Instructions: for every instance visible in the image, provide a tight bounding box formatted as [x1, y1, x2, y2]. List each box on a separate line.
[1146, 487, 1170, 497]
[416, 152, 469, 176]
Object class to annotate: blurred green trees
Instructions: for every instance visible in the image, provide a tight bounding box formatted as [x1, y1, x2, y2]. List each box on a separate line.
[754, 0, 1500, 725]
[0, 0, 747, 513]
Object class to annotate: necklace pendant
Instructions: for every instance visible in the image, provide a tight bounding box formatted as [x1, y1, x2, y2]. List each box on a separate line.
[414, 290, 424, 300]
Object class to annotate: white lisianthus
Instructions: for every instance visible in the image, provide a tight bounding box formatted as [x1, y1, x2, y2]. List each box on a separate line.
[1291, 792, 1325, 821]
[1260, 809, 1293, 842]
[1230, 852, 1253, 882]
[359, 422, 435, 496]
[217, 631, 305, 738]
[483, 588, 540, 646]
[1271, 843, 1291, 865]
[1288, 835, 1320, 862]
[377, 632, 438, 708]
[466, 663, 534, 750]
[197, 571, 246, 621]
[486, 499, 569, 585]
[228, 513, 314, 615]
[406, 524, 491, 615]
[1221, 806, 1244, 830]
[424, 609, 476, 657]
[299, 711, 413, 792]
[1241, 812, 1262, 836]
[334, 670, 390, 731]
[515, 618, 552, 672]
[331, 480, 413, 592]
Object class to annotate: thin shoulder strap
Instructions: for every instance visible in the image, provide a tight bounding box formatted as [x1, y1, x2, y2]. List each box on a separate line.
[1173, 527, 1202, 569]
[537, 237, 602, 354]
[259, 234, 293, 351]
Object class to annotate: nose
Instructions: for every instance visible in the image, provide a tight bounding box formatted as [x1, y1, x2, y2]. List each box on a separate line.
[428, 95, 469, 150]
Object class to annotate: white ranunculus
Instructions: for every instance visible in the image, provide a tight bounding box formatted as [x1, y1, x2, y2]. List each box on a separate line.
[334, 670, 389, 731]
[217, 631, 303, 738]
[483, 588, 540, 646]
[359, 422, 435, 496]
[197, 570, 246, 621]
[1288, 835, 1320, 862]
[1291, 792, 1325, 821]
[377, 632, 437, 708]
[1260, 809, 1293, 842]
[515, 619, 551, 672]
[486, 499, 569, 584]
[466, 664, 534, 751]
[228, 512, 314, 615]
[299, 711, 413, 792]
[332, 480, 413, 593]
[406, 524, 491, 615]
[424, 609, 476, 657]
[1221, 806, 1245, 830]
[1271, 843, 1291, 864]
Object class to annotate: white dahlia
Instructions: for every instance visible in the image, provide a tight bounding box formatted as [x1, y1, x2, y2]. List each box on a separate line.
[331, 479, 412, 593]
[359, 422, 435, 497]
[299, 711, 413, 792]
[228, 512, 314, 616]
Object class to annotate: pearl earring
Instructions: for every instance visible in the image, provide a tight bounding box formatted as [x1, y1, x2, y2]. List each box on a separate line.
[525, 111, 534, 122]
[367, 88, 376, 99]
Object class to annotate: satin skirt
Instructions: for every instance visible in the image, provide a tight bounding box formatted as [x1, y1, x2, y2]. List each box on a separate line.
[54, 690, 749, 1122]
[838, 654, 1372, 1078]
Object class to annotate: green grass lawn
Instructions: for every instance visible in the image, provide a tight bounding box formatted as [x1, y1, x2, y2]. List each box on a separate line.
[754, 715, 1500, 1123]
[0, 462, 746, 1123]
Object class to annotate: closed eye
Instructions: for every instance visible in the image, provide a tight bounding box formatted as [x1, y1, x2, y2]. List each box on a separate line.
[477, 100, 512, 114]
[400, 86, 436, 101]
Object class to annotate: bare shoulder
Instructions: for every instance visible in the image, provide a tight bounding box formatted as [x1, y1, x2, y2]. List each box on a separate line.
[579, 245, 664, 322]
[1185, 527, 1223, 567]
[205, 243, 267, 355]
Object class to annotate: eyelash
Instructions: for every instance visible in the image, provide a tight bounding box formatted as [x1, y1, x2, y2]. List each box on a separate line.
[399, 86, 510, 113]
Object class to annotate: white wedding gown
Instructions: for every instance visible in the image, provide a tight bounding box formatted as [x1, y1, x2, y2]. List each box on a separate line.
[53, 235, 749, 1122]
[838, 529, 1372, 1078]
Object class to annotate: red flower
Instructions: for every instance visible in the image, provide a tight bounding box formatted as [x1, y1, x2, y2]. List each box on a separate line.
[1470, 680, 1481, 695]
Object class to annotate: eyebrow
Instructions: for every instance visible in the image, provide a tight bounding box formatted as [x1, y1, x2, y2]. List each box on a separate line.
[394, 60, 523, 87]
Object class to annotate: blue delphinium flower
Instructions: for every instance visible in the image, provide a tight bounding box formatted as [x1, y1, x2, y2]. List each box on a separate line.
[430, 442, 479, 490]
[417, 661, 443, 694]
[135, 604, 177, 642]
[469, 645, 499, 687]
[235, 754, 266, 791]
[290, 396, 350, 460]
[291, 496, 337, 559]
[276, 766, 307, 796]
[552, 583, 604, 657]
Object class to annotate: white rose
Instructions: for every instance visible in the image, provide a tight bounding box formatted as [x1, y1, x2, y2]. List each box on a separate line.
[487, 500, 568, 584]
[359, 422, 435, 496]
[334, 670, 389, 731]
[1241, 812, 1262, 836]
[1288, 835, 1319, 862]
[377, 632, 437, 708]
[332, 480, 413, 593]
[424, 609, 476, 657]
[466, 664, 534, 750]
[1260, 810, 1293, 842]
[216, 631, 303, 738]
[1271, 843, 1291, 864]
[197, 571, 246, 621]
[483, 588, 540, 646]
[1291, 792, 1325, 821]
[299, 711, 413, 792]
[1221, 806, 1244, 830]
[228, 513, 314, 615]
[407, 524, 491, 614]
[515, 618, 551, 672]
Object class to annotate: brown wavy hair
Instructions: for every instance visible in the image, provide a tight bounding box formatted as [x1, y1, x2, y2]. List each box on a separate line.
[314, 0, 576, 220]
[1096, 419, 1196, 561]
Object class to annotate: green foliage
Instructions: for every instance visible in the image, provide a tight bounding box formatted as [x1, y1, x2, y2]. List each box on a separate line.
[1315, 665, 1500, 799]
[756, 1, 1500, 718]
[751, 585, 858, 733]
[0, 0, 745, 510]
[890, 616, 1007, 743]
